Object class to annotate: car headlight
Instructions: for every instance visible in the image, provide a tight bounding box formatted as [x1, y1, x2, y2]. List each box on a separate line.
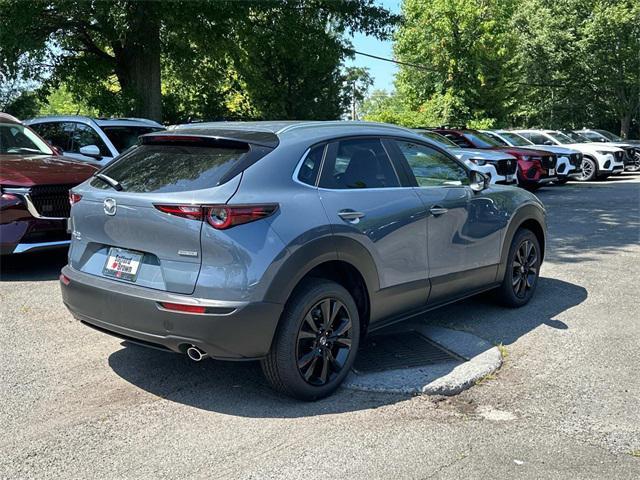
[469, 158, 486, 166]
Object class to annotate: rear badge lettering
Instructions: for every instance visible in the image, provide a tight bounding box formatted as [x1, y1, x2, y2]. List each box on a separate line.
[178, 250, 198, 257]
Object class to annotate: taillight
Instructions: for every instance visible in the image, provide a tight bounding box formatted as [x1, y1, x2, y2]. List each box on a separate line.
[159, 302, 206, 314]
[155, 204, 278, 229]
[155, 204, 203, 220]
[69, 192, 82, 205]
[59, 273, 71, 285]
[206, 205, 278, 230]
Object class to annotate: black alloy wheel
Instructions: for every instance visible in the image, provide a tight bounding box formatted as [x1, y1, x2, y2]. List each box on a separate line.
[512, 239, 538, 298]
[296, 298, 353, 386]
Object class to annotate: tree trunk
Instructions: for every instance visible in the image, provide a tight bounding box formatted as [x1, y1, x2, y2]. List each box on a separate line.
[113, 2, 162, 122]
[620, 112, 631, 139]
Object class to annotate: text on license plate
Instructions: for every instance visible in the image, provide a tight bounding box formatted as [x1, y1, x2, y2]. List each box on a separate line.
[548, 168, 555, 176]
[103, 247, 143, 282]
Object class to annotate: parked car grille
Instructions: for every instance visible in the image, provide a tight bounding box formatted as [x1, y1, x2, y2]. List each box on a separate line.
[494, 158, 518, 175]
[541, 155, 555, 169]
[614, 151, 624, 162]
[569, 153, 582, 167]
[29, 184, 74, 218]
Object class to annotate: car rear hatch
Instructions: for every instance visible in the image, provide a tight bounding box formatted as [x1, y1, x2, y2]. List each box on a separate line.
[69, 133, 275, 294]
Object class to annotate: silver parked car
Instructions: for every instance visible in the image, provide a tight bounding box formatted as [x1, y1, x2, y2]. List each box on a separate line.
[60, 121, 546, 400]
[25, 116, 164, 165]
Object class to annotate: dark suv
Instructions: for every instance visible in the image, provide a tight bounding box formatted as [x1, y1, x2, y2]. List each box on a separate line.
[60, 121, 546, 400]
[431, 128, 558, 190]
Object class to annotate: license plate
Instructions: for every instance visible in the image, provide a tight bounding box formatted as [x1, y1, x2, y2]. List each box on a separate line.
[103, 247, 143, 282]
[548, 168, 555, 176]
[505, 174, 514, 182]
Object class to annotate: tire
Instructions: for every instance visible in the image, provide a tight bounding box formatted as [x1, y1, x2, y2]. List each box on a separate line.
[596, 173, 610, 181]
[261, 278, 360, 401]
[577, 157, 597, 181]
[495, 228, 541, 308]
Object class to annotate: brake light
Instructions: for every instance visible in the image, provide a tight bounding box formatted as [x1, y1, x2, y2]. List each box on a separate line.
[155, 204, 278, 229]
[160, 302, 206, 314]
[69, 192, 82, 205]
[59, 273, 71, 285]
[206, 204, 278, 230]
[155, 204, 203, 220]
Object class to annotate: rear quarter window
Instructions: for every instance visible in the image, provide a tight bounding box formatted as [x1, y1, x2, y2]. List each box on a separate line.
[92, 143, 250, 193]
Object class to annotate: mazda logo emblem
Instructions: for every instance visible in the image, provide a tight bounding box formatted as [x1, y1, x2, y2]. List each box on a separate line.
[103, 198, 117, 216]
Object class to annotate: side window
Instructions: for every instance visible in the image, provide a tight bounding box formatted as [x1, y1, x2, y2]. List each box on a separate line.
[69, 123, 110, 156]
[529, 133, 548, 144]
[319, 138, 399, 189]
[395, 141, 469, 187]
[30, 122, 73, 151]
[297, 144, 325, 186]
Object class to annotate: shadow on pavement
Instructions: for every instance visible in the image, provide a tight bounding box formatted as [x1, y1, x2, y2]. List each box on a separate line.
[108, 276, 585, 415]
[0, 249, 67, 281]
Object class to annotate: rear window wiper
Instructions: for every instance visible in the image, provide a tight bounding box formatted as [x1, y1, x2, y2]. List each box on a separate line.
[94, 173, 123, 191]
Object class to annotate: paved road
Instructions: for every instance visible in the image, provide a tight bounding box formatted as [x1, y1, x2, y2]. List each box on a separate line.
[1, 174, 639, 479]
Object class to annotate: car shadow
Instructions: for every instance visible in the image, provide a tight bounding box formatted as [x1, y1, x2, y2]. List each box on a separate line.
[0, 250, 68, 281]
[108, 276, 585, 416]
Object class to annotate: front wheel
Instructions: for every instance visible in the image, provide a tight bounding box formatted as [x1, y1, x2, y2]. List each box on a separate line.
[495, 228, 541, 308]
[261, 279, 360, 401]
[577, 157, 597, 181]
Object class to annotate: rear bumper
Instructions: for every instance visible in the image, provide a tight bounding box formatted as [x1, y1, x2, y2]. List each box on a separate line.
[60, 265, 283, 360]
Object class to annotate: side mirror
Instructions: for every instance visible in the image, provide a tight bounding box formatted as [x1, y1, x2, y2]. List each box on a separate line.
[469, 170, 488, 193]
[544, 140, 553, 145]
[79, 145, 102, 159]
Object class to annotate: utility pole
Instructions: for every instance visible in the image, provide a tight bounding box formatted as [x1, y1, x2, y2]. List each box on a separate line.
[351, 81, 357, 121]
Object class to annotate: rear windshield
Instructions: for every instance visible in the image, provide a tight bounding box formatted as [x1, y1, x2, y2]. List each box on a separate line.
[92, 143, 249, 193]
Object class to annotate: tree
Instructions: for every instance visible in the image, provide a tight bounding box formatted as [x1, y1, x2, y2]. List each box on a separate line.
[393, 0, 519, 127]
[0, 0, 398, 122]
[342, 67, 374, 119]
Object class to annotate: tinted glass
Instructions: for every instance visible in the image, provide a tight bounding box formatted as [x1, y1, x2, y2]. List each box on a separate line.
[547, 131, 577, 144]
[102, 126, 165, 152]
[70, 123, 110, 156]
[319, 138, 399, 189]
[596, 129, 621, 141]
[416, 131, 458, 149]
[580, 131, 605, 141]
[521, 132, 550, 144]
[297, 144, 325, 186]
[441, 132, 472, 148]
[30, 122, 73, 151]
[395, 141, 469, 187]
[93, 144, 250, 193]
[499, 132, 533, 146]
[462, 131, 504, 147]
[0, 124, 53, 155]
[482, 131, 509, 146]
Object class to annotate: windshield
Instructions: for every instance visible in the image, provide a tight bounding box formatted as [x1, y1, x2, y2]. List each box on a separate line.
[463, 131, 505, 148]
[0, 123, 54, 155]
[102, 126, 165, 152]
[547, 131, 577, 144]
[562, 131, 590, 143]
[498, 131, 533, 146]
[580, 131, 608, 142]
[416, 131, 458, 149]
[596, 129, 622, 141]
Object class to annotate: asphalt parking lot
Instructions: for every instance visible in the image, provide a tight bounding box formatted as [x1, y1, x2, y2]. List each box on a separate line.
[1, 174, 639, 479]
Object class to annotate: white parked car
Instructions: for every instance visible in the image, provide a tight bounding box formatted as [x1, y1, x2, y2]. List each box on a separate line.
[572, 129, 640, 172]
[515, 130, 625, 181]
[414, 130, 518, 185]
[25, 116, 164, 165]
[482, 130, 582, 184]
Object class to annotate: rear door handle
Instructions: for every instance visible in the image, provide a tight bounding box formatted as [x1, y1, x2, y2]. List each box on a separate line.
[338, 209, 366, 223]
[429, 206, 448, 216]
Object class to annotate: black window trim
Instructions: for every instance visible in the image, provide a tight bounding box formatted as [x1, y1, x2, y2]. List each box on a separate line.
[316, 135, 407, 191]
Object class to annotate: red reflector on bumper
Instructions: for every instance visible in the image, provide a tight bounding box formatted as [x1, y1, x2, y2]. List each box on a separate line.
[59, 273, 71, 286]
[160, 302, 206, 314]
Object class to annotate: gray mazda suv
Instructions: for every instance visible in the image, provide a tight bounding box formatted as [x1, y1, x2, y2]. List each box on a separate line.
[60, 121, 546, 400]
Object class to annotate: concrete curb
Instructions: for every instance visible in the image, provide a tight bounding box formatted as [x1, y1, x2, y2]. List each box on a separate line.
[343, 324, 503, 396]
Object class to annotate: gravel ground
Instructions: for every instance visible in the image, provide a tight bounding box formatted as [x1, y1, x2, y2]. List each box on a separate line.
[1, 174, 639, 479]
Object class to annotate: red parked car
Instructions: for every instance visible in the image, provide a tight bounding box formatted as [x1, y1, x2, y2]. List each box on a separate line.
[0, 113, 98, 255]
[431, 128, 558, 190]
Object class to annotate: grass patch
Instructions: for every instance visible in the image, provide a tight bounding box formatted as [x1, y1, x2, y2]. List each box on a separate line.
[630, 450, 640, 458]
[496, 343, 509, 359]
[475, 373, 497, 385]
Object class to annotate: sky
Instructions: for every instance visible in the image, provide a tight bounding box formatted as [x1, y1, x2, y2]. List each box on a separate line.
[345, 0, 402, 93]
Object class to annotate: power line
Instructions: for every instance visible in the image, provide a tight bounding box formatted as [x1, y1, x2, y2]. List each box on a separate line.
[347, 49, 431, 71]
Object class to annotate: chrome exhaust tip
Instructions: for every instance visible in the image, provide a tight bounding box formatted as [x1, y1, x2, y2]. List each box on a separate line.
[186, 345, 208, 362]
